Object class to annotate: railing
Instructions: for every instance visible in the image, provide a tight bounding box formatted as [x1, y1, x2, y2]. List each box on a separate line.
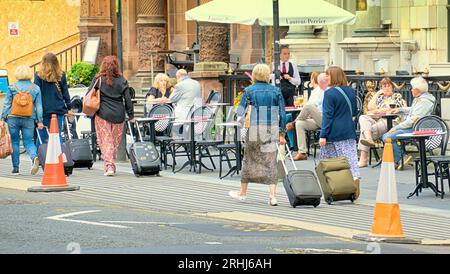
[219, 73, 450, 116]
[30, 39, 87, 73]
[5, 33, 81, 66]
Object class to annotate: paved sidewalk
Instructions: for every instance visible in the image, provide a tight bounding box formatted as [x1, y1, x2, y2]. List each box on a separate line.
[1, 154, 450, 243]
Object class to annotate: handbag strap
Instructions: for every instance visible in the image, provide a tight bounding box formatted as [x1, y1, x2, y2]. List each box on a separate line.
[335, 87, 353, 117]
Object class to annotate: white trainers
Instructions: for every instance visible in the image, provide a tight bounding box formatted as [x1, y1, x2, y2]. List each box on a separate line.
[228, 191, 246, 202]
[31, 157, 40, 175]
[269, 198, 278, 206]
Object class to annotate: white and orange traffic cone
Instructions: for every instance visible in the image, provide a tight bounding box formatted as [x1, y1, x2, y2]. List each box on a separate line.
[28, 114, 79, 192]
[353, 139, 420, 244]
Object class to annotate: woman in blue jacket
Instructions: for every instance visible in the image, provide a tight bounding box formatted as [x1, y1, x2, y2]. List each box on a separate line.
[319, 66, 360, 197]
[0, 65, 44, 175]
[34, 53, 73, 149]
[229, 64, 287, 206]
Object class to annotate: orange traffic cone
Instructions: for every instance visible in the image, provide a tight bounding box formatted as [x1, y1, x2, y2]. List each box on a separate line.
[28, 114, 79, 192]
[353, 139, 420, 244]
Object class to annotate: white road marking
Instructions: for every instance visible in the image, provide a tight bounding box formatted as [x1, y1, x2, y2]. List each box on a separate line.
[205, 242, 223, 245]
[101, 221, 185, 225]
[46, 210, 129, 229]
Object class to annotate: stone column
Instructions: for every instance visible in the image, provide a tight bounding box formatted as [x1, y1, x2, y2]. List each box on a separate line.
[198, 23, 230, 63]
[135, 0, 168, 87]
[79, 0, 116, 64]
[229, 24, 264, 64]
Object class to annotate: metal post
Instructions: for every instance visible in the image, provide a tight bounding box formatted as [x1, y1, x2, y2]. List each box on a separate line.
[116, 0, 124, 72]
[116, 0, 127, 162]
[272, 0, 281, 87]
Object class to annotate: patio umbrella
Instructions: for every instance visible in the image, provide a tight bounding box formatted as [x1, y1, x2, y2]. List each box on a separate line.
[186, 0, 356, 86]
[185, 0, 356, 26]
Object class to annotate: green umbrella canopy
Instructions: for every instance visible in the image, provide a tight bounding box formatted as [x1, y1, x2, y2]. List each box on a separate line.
[185, 0, 356, 26]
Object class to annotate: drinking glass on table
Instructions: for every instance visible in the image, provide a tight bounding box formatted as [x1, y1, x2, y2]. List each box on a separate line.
[294, 95, 304, 108]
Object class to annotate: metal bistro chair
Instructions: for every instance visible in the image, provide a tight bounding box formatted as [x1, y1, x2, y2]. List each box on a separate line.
[191, 106, 223, 174]
[217, 108, 240, 178]
[147, 104, 174, 170]
[412, 115, 450, 198]
[170, 105, 216, 173]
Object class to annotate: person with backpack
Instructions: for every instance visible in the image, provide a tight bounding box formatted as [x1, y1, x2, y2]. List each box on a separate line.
[0, 65, 44, 175]
[34, 53, 73, 150]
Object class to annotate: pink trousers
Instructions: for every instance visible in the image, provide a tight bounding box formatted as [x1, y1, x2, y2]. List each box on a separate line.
[95, 115, 125, 172]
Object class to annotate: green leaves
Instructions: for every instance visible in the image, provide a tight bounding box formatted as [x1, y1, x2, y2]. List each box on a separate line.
[66, 62, 99, 88]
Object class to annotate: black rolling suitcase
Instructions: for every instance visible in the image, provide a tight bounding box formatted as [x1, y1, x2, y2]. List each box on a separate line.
[278, 144, 322, 208]
[36, 128, 74, 176]
[127, 120, 161, 177]
[64, 116, 93, 169]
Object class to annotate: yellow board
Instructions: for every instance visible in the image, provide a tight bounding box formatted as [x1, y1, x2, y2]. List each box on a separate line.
[0, 0, 80, 80]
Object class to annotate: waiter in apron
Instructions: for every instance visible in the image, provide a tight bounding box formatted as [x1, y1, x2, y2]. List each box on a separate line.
[276, 45, 301, 106]
[272, 45, 301, 149]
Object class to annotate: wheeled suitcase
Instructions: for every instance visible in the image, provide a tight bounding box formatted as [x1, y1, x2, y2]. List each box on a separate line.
[36, 128, 74, 176]
[278, 144, 322, 208]
[127, 120, 161, 177]
[315, 156, 357, 205]
[64, 116, 93, 169]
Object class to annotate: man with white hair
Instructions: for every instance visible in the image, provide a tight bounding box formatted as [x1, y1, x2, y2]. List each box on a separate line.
[290, 72, 328, 161]
[166, 69, 202, 121]
[382, 77, 436, 165]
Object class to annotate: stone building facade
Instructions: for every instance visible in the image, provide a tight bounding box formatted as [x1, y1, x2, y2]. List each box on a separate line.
[79, 0, 450, 92]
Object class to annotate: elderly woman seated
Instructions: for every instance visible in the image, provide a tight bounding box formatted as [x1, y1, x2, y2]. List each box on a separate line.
[382, 77, 436, 166]
[145, 73, 173, 113]
[358, 77, 406, 168]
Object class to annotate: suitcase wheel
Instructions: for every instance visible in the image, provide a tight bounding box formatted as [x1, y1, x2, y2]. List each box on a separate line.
[313, 200, 320, 208]
[326, 197, 333, 205]
[292, 205, 296, 208]
[350, 194, 356, 203]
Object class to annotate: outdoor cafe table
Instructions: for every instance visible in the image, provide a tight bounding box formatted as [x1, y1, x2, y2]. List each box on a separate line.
[171, 118, 212, 173]
[366, 113, 399, 131]
[367, 113, 400, 168]
[135, 116, 176, 144]
[285, 106, 303, 114]
[397, 131, 447, 199]
[216, 122, 242, 179]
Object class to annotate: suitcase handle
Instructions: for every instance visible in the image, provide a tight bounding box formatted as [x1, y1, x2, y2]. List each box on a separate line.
[65, 116, 73, 140]
[276, 143, 297, 174]
[127, 120, 144, 143]
[36, 127, 50, 145]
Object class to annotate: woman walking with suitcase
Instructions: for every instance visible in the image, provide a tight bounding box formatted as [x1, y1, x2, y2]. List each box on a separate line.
[34, 53, 73, 150]
[0, 65, 44, 175]
[319, 66, 361, 199]
[87, 56, 135, 176]
[228, 64, 287, 206]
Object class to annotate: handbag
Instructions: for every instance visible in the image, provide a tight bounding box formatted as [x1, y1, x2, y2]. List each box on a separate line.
[243, 89, 252, 129]
[83, 77, 101, 116]
[0, 123, 13, 159]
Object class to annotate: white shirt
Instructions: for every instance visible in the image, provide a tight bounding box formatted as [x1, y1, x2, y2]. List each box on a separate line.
[270, 61, 301, 87]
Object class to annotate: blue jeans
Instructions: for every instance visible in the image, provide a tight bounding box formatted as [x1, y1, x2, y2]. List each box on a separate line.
[36, 115, 64, 151]
[7, 117, 38, 169]
[285, 113, 294, 148]
[382, 128, 413, 163]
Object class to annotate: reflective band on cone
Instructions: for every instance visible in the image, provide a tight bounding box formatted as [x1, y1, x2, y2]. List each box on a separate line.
[28, 114, 79, 193]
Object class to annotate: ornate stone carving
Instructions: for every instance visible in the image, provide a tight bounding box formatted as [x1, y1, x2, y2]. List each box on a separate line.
[199, 23, 229, 63]
[137, 26, 167, 71]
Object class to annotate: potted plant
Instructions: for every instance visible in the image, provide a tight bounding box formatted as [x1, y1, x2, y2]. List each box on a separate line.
[66, 62, 99, 88]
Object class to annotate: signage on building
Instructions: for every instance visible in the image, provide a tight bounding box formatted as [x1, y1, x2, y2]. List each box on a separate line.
[8, 22, 19, 37]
